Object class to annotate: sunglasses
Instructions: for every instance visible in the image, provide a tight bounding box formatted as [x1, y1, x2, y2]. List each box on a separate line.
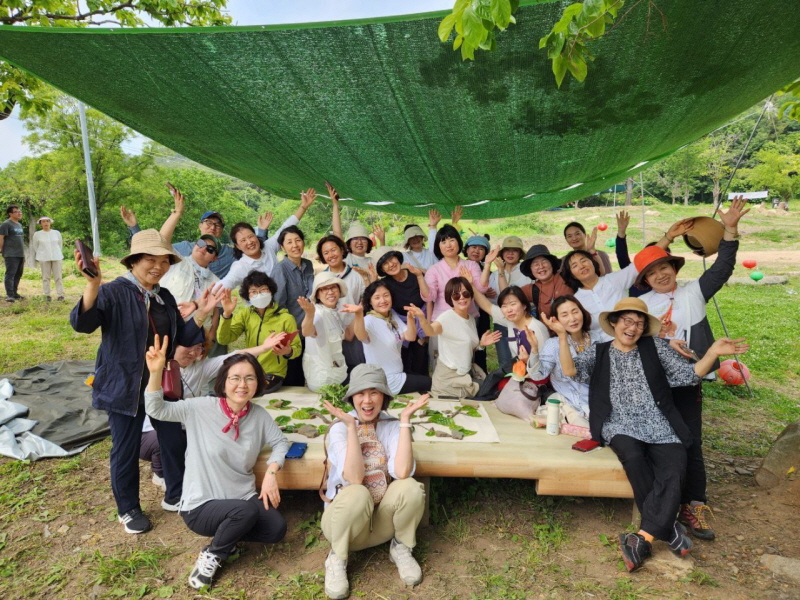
[196, 239, 218, 255]
[451, 290, 472, 301]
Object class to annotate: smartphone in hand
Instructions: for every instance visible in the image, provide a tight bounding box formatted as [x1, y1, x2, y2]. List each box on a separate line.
[75, 239, 98, 278]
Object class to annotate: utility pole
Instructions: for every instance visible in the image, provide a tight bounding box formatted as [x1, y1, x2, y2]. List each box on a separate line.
[78, 102, 101, 255]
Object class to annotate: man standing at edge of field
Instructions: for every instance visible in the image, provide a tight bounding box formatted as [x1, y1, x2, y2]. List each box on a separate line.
[0, 205, 26, 302]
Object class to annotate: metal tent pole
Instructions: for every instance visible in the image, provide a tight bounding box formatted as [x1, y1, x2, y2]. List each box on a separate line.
[78, 102, 101, 255]
[640, 172, 645, 243]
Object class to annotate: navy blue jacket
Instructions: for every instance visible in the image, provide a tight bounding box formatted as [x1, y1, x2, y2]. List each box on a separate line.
[70, 277, 204, 416]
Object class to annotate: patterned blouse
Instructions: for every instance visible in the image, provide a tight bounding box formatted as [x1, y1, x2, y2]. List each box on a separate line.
[572, 337, 701, 445]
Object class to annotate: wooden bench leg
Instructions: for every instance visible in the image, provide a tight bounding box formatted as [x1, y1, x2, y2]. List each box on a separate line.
[419, 476, 431, 528]
[631, 500, 641, 529]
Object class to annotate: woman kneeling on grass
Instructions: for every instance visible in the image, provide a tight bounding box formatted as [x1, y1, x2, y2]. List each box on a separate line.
[320, 364, 430, 600]
[556, 298, 748, 572]
[144, 337, 290, 590]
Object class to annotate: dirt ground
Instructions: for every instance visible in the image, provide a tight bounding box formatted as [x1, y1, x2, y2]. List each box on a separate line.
[1, 442, 798, 600]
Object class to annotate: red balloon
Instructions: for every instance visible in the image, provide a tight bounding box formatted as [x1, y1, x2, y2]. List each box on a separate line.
[718, 359, 751, 386]
[597, 222, 608, 231]
[742, 259, 757, 269]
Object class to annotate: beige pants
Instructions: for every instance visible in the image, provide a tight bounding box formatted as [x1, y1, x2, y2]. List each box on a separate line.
[431, 361, 480, 399]
[322, 478, 426, 560]
[40, 260, 64, 297]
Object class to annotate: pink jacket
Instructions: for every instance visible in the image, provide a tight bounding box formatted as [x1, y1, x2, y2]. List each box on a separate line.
[423, 258, 488, 320]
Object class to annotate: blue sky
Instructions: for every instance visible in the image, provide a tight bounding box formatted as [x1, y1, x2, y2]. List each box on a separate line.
[0, 0, 450, 167]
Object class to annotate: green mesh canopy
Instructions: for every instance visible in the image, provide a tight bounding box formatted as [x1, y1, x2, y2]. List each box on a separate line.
[1, 1, 799, 218]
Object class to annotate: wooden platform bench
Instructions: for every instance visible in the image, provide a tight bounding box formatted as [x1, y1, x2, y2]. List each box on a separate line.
[254, 388, 634, 518]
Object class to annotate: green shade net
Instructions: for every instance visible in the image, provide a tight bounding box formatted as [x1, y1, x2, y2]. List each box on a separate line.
[1, 1, 799, 218]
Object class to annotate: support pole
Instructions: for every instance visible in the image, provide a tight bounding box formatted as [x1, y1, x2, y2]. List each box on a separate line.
[640, 172, 646, 243]
[78, 102, 101, 255]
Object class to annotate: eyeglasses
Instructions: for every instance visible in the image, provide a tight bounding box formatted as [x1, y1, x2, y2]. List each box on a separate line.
[196, 239, 218, 254]
[620, 317, 645, 331]
[201, 218, 224, 229]
[227, 375, 258, 385]
[451, 290, 472, 301]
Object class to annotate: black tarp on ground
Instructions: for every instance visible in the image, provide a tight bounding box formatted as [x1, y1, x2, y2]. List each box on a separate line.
[1, 361, 109, 451]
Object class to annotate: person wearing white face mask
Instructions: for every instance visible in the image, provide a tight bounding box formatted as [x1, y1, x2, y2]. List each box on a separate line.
[217, 271, 301, 393]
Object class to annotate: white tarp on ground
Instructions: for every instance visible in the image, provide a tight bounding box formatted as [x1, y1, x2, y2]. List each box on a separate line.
[0, 378, 89, 461]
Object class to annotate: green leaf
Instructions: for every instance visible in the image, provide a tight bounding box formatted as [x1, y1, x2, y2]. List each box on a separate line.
[546, 32, 566, 59]
[438, 13, 457, 42]
[453, 34, 464, 50]
[566, 55, 588, 82]
[553, 55, 568, 88]
[425, 429, 436, 437]
[456, 404, 481, 418]
[291, 408, 313, 420]
[586, 14, 606, 37]
[607, 0, 624, 18]
[461, 6, 484, 48]
[275, 415, 291, 426]
[583, 0, 605, 18]
[491, 0, 512, 28]
[552, 3, 583, 33]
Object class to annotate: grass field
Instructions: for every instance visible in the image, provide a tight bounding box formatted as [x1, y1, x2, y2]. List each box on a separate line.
[0, 201, 798, 599]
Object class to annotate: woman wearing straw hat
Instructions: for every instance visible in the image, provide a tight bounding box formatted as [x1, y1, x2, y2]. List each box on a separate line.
[299, 271, 354, 391]
[31, 216, 64, 301]
[70, 229, 219, 535]
[320, 364, 430, 599]
[635, 196, 749, 541]
[555, 297, 749, 572]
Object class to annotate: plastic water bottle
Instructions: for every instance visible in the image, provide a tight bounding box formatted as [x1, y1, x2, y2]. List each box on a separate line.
[546, 398, 561, 436]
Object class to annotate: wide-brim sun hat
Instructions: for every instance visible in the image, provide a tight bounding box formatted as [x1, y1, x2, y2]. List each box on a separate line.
[683, 216, 724, 257]
[376, 250, 405, 277]
[121, 229, 182, 268]
[345, 221, 371, 242]
[403, 225, 426, 243]
[599, 297, 661, 338]
[501, 235, 524, 251]
[519, 244, 561, 279]
[38, 216, 53, 223]
[311, 270, 348, 301]
[343, 364, 393, 408]
[633, 246, 686, 289]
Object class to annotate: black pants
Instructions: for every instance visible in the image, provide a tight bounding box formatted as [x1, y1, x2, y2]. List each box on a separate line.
[609, 435, 686, 541]
[399, 373, 432, 394]
[3, 256, 24, 298]
[107, 404, 186, 514]
[139, 430, 163, 478]
[474, 308, 491, 373]
[182, 496, 287, 559]
[494, 323, 513, 374]
[672, 383, 707, 504]
[283, 337, 306, 386]
[402, 339, 429, 377]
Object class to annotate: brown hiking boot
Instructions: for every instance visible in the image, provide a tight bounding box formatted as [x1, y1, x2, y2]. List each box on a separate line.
[679, 503, 716, 541]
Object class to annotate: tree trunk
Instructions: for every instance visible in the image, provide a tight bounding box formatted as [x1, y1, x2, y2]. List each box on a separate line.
[683, 193, 690, 206]
[625, 177, 634, 207]
[574, 198, 580, 209]
[712, 180, 720, 205]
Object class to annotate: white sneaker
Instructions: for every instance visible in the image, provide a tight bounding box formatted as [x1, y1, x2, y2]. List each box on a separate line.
[161, 498, 180, 512]
[189, 549, 222, 589]
[389, 538, 422, 586]
[151, 473, 166, 491]
[324, 551, 349, 599]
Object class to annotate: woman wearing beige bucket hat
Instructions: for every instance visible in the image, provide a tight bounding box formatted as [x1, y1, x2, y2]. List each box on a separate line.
[635, 195, 749, 541]
[298, 271, 354, 391]
[70, 229, 220, 535]
[555, 297, 749, 573]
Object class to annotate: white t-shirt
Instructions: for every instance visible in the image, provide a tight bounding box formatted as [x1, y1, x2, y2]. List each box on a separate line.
[303, 307, 348, 391]
[32, 229, 63, 262]
[435, 309, 479, 375]
[574, 263, 638, 342]
[639, 290, 687, 341]
[488, 264, 534, 304]
[489, 305, 549, 358]
[180, 353, 233, 398]
[324, 411, 414, 505]
[363, 312, 407, 394]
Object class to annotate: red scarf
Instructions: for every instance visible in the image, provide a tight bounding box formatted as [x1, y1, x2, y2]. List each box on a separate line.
[219, 398, 250, 441]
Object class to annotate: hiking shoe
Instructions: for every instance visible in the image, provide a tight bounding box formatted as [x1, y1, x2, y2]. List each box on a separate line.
[668, 521, 693, 557]
[45, 296, 51, 302]
[679, 503, 716, 540]
[618, 532, 652, 572]
[14, 295, 24, 300]
[118, 508, 152, 534]
[151, 473, 166, 491]
[324, 551, 349, 599]
[57, 296, 65, 302]
[189, 549, 222, 589]
[5, 297, 14, 303]
[161, 498, 180, 512]
[389, 538, 423, 586]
